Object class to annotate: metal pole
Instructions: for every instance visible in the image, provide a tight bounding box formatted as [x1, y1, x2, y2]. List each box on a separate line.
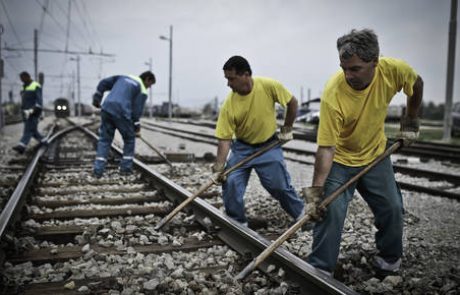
[168, 25, 173, 122]
[0, 24, 4, 130]
[71, 71, 76, 116]
[300, 86, 304, 105]
[443, 0, 458, 141]
[148, 58, 153, 118]
[77, 55, 81, 117]
[34, 29, 38, 80]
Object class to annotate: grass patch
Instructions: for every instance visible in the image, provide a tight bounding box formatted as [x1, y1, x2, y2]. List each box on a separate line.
[385, 123, 460, 145]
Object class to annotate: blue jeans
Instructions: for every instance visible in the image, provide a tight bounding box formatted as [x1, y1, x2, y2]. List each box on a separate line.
[222, 139, 304, 224]
[306, 155, 404, 272]
[19, 114, 43, 146]
[94, 111, 135, 174]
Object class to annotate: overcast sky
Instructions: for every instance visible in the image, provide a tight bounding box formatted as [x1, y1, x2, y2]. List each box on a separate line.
[1, 0, 459, 110]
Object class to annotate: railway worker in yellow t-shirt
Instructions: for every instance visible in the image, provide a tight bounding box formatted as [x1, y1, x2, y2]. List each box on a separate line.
[213, 55, 305, 227]
[304, 29, 423, 278]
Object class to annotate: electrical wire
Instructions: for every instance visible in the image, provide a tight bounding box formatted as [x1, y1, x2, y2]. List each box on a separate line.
[77, 0, 102, 50]
[37, 0, 49, 43]
[34, 0, 68, 36]
[0, 0, 26, 50]
[73, 0, 100, 50]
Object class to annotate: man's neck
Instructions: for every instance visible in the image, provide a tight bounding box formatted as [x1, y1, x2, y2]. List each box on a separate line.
[240, 77, 253, 95]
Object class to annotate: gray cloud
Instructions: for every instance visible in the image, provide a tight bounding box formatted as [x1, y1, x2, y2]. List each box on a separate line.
[1, 0, 458, 109]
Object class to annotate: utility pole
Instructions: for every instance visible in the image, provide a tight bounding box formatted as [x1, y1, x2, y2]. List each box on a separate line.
[76, 55, 81, 117]
[0, 24, 4, 130]
[34, 29, 38, 80]
[145, 58, 153, 118]
[443, 0, 458, 141]
[159, 25, 173, 121]
[70, 55, 81, 117]
[300, 86, 304, 105]
[71, 71, 76, 116]
[2, 28, 115, 119]
[168, 26, 173, 121]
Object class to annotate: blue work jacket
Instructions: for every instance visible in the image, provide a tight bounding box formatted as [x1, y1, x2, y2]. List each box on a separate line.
[21, 81, 43, 111]
[96, 75, 148, 124]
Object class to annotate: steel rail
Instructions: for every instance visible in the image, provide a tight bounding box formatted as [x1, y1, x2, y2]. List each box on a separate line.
[0, 123, 75, 241]
[142, 122, 460, 198]
[145, 120, 460, 162]
[395, 146, 460, 163]
[78, 124, 358, 294]
[283, 156, 460, 200]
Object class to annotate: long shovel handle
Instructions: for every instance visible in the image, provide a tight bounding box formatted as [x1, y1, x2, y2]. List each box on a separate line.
[155, 139, 281, 230]
[140, 136, 174, 168]
[155, 179, 214, 230]
[222, 140, 281, 177]
[236, 141, 402, 281]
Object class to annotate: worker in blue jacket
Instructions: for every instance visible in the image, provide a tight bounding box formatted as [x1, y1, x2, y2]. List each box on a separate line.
[92, 71, 156, 177]
[12, 71, 46, 154]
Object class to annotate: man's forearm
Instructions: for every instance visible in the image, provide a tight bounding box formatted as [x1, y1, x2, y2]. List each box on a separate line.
[312, 146, 335, 187]
[216, 139, 232, 164]
[284, 96, 299, 127]
[406, 75, 423, 118]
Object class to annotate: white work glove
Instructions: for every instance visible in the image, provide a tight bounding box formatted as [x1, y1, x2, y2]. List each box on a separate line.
[278, 126, 293, 143]
[397, 116, 420, 147]
[210, 162, 226, 184]
[22, 108, 34, 120]
[301, 186, 326, 221]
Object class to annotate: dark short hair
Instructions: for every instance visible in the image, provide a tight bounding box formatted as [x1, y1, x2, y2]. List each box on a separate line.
[140, 71, 156, 83]
[337, 29, 379, 62]
[19, 71, 31, 79]
[223, 56, 252, 75]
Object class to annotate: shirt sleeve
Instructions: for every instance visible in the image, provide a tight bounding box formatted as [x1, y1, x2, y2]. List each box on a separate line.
[317, 97, 342, 146]
[215, 97, 235, 140]
[266, 78, 292, 107]
[96, 76, 119, 94]
[132, 93, 147, 124]
[391, 58, 418, 97]
[35, 86, 43, 109]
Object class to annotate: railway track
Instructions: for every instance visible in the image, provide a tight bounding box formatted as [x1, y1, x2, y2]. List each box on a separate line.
[161, 119, 460, 163]
[142, 120, 460, 201]
[0, 119, 357, 294]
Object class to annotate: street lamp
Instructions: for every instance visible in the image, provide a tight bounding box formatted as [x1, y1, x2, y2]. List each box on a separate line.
[159, 25, 173, 121]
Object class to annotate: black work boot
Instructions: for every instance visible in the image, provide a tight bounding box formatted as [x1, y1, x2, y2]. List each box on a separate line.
[373, 256, 401, 279]
[12, 145, 26, 154]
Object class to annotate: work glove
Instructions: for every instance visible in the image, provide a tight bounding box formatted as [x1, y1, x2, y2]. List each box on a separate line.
[301, 186, 326, 221]
[33, 106, 41, 115]
[92, 92, 103, 108]
[278, 126, 293, 143]
[134, 124, 141, 138]
[210, 162, 226, 184]
[22, 108, 34, 120]
[397, 116, 420, 147]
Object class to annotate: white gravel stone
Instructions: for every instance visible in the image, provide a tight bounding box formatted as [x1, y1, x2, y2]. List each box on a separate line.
[81, 244, 90, 253]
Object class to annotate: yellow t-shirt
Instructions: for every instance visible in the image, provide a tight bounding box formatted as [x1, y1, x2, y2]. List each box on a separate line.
[215, 76, 292, 144]
[318, 57, 418, 166]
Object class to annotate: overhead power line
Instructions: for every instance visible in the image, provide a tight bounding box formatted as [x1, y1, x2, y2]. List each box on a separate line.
[34, 0, 68, 36]
[0, 1, 26, 50]
[2, 46, 115, 57]
[37, 0, 50, 40]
